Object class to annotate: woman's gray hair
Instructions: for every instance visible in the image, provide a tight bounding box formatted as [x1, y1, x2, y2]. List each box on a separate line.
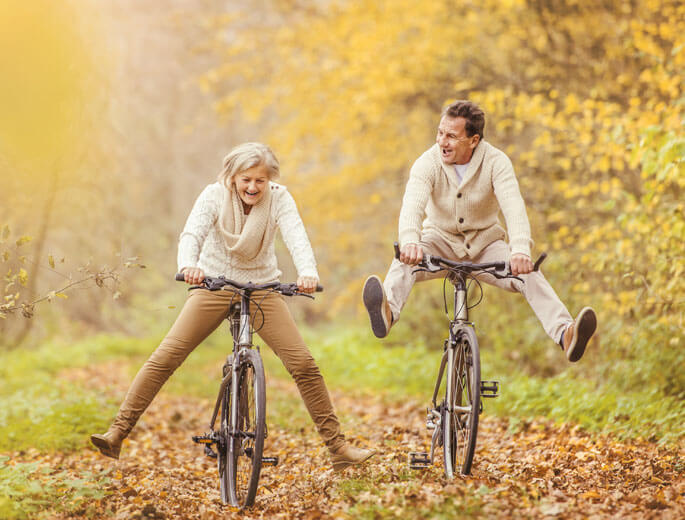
[217, 142, 280, 186]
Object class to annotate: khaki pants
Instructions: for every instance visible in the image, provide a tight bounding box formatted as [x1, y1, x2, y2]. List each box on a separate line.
[384, 234, 573, 344]
[111, 288, 345, 452]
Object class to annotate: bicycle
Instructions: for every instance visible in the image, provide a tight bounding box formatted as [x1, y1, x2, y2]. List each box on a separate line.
[175, 274, 322, 507]
[398, 243, 546, 478]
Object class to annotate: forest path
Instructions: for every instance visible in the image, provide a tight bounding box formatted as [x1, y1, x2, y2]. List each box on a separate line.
[31, 362, 685, 519]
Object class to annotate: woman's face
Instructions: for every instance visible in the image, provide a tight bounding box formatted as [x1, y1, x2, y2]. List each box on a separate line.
[233, 164, 270, 206]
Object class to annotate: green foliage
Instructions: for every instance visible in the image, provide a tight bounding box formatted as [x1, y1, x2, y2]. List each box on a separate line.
[0, 334, 158, 453]
[0, 457, 110, 520]
[296, 322, 684, 445]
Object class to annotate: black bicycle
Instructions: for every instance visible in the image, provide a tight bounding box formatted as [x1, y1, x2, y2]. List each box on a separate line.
[175, 274, 321, 507]
[400, 244, 546, 477]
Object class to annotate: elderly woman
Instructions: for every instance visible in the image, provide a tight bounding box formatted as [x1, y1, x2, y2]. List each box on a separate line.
[91, 142, 375, 471]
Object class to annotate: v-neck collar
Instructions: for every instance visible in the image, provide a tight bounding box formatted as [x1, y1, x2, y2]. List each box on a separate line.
[438, 141, 486, 188]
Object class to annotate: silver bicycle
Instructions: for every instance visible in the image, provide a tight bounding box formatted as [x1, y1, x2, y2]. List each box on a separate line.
[402, 244, 546, 477]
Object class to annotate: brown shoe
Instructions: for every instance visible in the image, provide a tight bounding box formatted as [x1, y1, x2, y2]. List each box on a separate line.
[362, 275, 393, 338]
[330, 444, 376, 472]
[90, 430, 124, 459]
[562, 307, 597, 362]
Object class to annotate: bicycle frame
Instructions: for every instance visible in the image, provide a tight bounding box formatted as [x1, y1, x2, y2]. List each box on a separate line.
[207, 291, 255, 435]
[428, 272, 470, 468]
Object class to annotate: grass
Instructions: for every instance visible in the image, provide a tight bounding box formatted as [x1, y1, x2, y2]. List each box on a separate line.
[1, 317, 682, 458]
[0, 456, 111, 520]
[292, 323, 684, 445]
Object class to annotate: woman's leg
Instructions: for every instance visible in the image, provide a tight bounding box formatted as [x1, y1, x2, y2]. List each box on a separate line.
[251, 291, 346, 453]
[101, 290, 233, 449]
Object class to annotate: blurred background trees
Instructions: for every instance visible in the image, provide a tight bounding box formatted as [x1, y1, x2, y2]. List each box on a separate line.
[0, 0, 682, 406]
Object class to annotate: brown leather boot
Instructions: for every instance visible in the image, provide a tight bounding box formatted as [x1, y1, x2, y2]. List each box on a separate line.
[90, 429, 125, 460]
[362, 275, 393, 338]
[562, 307, 597, 362]
[330, 443, 376, 472]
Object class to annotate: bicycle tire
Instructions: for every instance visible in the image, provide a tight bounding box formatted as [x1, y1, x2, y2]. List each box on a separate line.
[443, 325, 480, 477]
[219, 356, 233, 505]
[226, 349, 266, 507]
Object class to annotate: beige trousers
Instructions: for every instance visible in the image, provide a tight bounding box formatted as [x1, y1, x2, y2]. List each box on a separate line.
[384, 234, 573, 344]
[111, 288, 345, 452]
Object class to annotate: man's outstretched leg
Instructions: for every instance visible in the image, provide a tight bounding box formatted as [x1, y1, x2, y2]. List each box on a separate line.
[363, 234, 452, 338]
[560, 307, 597, 362]
[475, 240, 597, 363]
[362, 274, 394, 338]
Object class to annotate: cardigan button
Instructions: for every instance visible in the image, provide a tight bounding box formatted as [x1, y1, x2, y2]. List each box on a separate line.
[457, 193, 462, 198]
[459, 217, 464, 223]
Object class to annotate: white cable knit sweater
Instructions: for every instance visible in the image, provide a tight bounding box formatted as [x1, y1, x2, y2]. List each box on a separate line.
[399, 141, 533, 258]
[177, 182, 319, 283]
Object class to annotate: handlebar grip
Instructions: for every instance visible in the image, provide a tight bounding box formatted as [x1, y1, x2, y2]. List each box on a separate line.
[175, 273, 185, 282]
[394, 242, 401, 259]
[316, 285, 324, 292]
[533, 252, 547, 272]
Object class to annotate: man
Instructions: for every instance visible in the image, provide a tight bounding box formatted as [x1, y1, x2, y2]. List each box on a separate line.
[362, 100, 596, 361]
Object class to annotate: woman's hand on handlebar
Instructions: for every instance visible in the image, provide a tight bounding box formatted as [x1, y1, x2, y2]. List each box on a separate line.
[400, 243, 424, 266]
[181, 267, 205, 285]
[297, 275, 318, 294]
[510, 253, 533, 276]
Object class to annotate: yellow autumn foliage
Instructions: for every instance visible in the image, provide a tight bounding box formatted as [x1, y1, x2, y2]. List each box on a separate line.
[202, 0, 683, 340]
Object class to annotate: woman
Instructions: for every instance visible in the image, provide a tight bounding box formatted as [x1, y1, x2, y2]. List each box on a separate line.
[91, 142, 375, 472]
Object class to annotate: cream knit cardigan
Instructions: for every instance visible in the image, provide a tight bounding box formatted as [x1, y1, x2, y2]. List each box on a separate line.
[177, 182, 318, 283]
[399, 141, 532, 258]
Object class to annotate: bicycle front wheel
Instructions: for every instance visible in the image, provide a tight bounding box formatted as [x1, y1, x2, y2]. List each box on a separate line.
[443, 325, 481, 477]
[226, 349, 266, 507]
[219, 356, 233, 505]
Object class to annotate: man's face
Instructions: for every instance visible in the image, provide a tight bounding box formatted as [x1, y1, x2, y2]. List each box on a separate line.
[436, 116, 480, 165]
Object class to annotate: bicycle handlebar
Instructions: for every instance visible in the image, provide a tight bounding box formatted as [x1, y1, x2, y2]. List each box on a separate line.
[393, 242, 546, 275]
[175, 273, 323, 295]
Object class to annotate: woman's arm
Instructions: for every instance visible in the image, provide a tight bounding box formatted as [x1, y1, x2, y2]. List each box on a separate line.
[177, 183, 222, 273]
[274, 188, 319, 290]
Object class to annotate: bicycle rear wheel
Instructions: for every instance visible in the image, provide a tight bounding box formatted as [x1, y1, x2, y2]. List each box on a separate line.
[443, 326, 480, 477]
[226, 349, 266, 507]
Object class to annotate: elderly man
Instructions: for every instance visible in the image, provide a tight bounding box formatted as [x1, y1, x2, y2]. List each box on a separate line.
[363, 100, 596, 361]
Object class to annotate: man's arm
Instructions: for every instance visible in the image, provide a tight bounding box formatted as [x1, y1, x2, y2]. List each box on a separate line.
[491, 154, 534, 274]
[397, 155, 434, 265]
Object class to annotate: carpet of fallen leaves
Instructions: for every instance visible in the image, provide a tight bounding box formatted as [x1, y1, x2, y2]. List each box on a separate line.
[13, 362, 685, 519]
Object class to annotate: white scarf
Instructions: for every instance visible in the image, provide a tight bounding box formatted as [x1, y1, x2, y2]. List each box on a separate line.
[218, 183, 274, 262]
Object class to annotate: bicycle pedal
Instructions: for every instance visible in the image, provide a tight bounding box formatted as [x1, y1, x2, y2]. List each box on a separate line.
[481, 380, 499, 398]
[204, 445, 218, 459]
[192, 434, 214, 444]
[408, 451, 431, 469]
[261, 456, 279, 466]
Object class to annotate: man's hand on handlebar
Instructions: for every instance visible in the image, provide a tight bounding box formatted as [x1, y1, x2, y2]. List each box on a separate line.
[181, 267, 205, 285]
[400, 243, 424, 266]
[297, 275, 319, 294]
[510, 253, 534, 276]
